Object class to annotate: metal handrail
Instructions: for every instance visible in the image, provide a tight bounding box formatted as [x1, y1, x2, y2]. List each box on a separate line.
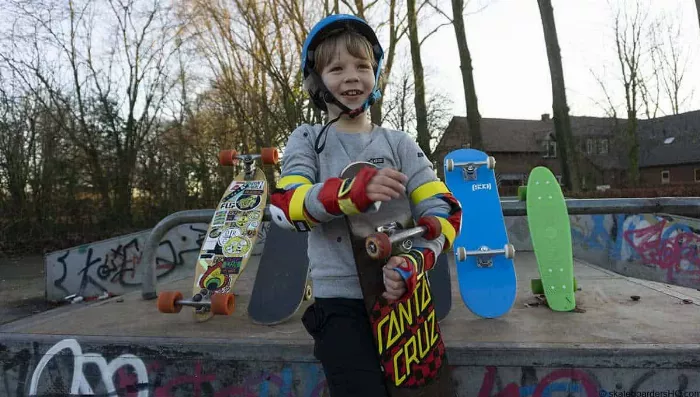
[140, 197, 699, 300]
[502, 197, 700, 217]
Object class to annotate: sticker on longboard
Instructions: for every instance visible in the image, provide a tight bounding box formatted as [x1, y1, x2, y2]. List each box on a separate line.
[222, 235, 252, 257]
[234, 194, 261, 211]
[212, 210, 227, 226]
[198, 256, 232, 292]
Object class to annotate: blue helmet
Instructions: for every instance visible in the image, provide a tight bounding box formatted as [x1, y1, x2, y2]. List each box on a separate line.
[301, 14, 384, 115]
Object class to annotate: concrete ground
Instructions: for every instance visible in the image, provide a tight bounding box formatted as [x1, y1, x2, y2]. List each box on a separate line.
[3, 251, 700, 347]
[0, 255, 60, 325]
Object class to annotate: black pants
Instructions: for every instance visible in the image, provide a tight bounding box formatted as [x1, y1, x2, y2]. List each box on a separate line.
[301, 297, 389, 397]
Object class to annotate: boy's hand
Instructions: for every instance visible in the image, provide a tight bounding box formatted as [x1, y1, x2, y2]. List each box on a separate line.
[366, 168, 407, 202]
[382, 256, 408, 301]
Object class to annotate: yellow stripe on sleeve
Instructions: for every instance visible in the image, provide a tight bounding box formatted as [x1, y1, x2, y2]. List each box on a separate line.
[410, 181, 450, 206]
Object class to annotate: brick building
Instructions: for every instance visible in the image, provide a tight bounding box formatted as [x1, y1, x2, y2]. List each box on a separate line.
[432, 110, 700, 192]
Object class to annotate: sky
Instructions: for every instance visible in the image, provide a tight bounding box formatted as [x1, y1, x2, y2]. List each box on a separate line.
[399, 0, 700, 120]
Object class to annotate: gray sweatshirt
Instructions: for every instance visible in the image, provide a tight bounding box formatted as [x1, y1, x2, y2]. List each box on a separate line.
[279, 123, 451, 299]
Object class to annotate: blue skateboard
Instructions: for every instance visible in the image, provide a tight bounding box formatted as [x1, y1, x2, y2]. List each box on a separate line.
[443, 148, 517, 318]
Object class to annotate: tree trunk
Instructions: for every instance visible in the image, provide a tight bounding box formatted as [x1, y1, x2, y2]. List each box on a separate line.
[371, 0, 399, 126]
[451, 0, 482, 149]
[695, 0, 700, 32]
[537, 0, 580, 192]
[407, 0, 431, 158]
[626, 112, 640, 186]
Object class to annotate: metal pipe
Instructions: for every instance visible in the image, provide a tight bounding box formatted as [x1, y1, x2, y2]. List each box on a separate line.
[141, 208, 271, 300]
[501, 197, 700, 217]
[386, 226, 428, 245]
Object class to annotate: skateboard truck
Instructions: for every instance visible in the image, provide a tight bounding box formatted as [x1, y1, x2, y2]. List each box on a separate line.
[456, 244, 515, 267]
[157, 289, 235, 315]
[365, 216, 443, 260]
[445, 156, 496, 180]
[219, 148, 279, 180]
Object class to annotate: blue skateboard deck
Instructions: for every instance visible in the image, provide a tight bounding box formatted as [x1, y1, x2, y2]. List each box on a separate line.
[443, 148, 517, 318]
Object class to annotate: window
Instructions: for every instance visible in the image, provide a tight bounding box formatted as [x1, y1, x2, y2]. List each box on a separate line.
[586, 139, 595, 154]
[599, 139, 609, 154]
[543, 140, 557, 158]
[695, 168, 700, 182]
[661, 170, 670, 184]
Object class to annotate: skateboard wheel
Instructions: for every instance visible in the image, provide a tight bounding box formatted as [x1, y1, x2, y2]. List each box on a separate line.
[418, 216, 442, 240]
[219, 150, 238, 166]
[261, 147, 279, 165]
[157, 291, 184, 313]
[517, 186, 527, 201]
[446, 159, 455, 172]
[211, 293, 235, 315]
[456, 246, 467, 262]
[486, 156, 496, 169]
[366, 233, 392, 260]
[531, 279, 544, 295]
[504, 244, 515, 259]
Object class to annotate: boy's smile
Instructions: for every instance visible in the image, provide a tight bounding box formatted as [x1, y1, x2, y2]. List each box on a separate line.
[321, 46, 375, 114]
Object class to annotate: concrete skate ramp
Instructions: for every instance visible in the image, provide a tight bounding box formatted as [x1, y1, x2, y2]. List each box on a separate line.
[3, 252, 700, 396]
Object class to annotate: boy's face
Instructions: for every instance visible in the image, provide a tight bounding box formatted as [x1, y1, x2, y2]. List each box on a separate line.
[320, 45, 375, 113]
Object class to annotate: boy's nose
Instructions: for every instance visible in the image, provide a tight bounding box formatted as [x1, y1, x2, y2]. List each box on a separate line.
[344, 74, 359, 83]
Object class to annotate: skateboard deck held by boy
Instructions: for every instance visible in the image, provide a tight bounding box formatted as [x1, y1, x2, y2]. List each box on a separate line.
[248, 221, 313, 325]
[443, 148, 517, 318]
[341, 161, 455, 396]
[157, 148, 279, 322]
[520, 166, 576, 311]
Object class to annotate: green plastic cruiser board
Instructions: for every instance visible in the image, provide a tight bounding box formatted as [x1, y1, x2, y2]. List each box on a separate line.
[521, 166, 576, 311]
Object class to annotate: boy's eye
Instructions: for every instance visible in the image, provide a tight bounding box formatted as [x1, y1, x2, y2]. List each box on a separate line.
[330, 66, 342, 72]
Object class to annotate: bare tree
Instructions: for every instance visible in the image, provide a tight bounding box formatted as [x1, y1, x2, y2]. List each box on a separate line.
[612, 0, 649, 187]
[537, 0, 580, 192]
[382, 61, 453, 152]
[423, 0, 489, 150]
[406, 0, 431, 159]
[650, 10, 693, 115]
[2, 0, 181, 224]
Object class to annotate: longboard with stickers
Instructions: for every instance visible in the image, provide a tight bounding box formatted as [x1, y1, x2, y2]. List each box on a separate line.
[341, 161, 455, 396]
[157, 148, 279, 322]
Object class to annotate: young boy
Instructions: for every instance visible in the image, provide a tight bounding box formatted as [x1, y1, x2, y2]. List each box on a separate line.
[269, 14, 462, 397]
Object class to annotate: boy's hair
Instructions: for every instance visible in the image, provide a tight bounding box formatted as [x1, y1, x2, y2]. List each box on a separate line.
[303, 28, 379, 94]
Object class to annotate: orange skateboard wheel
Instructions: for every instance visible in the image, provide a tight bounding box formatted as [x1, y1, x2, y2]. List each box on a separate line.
[157, 291, 183, 313]
[219, 150, 238, 166]
[366, 233, 392, 260]
[261, 147, 279, 165]
[418, 216, 443, 240]
[210, 293, 235, 315]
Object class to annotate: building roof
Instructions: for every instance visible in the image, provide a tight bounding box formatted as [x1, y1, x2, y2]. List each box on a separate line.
[435, 110, 700, 168]
[637, 110, 700, 167]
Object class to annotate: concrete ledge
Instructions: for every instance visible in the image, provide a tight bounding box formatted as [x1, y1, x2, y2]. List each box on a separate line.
[3, 334, 700, 396]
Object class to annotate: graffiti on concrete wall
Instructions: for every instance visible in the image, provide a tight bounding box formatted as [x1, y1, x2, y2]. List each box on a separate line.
[620, 215, 700, 282]
[570, 214, 700, 287]
[3, 338, 700, 397]
[471, 365, 700, 397]
[44, 222, 271, 302]
[18, 338, 326, 397]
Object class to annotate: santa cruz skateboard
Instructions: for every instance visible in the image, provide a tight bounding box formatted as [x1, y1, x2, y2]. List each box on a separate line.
[366, 217, 453, 323]
[443, 148, 517, 318]
[342, 161, 455, 396]
[248, 221, 313, 325]
[519, 166, 576, 311]
[157, 147, 279, 322]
